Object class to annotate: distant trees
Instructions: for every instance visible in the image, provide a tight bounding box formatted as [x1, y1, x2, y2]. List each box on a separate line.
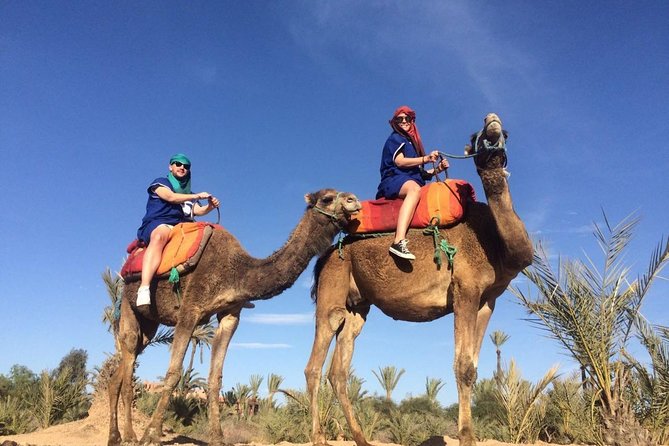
[372, 365, 405, 402]
[489, 330, 510, 379]
[0, 349, 90, 434]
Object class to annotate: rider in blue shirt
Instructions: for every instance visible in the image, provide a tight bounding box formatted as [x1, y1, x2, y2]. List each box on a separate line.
[377, 106, 448, 260]
[135, 153, 220, 306]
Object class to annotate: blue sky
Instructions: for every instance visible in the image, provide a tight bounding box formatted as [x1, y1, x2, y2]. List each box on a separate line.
[1, 1, 667, 406]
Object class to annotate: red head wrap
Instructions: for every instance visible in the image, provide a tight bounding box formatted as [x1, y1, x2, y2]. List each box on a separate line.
[389, 105, 425, 157]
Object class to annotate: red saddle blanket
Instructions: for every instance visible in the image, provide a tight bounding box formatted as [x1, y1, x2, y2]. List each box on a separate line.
[120, 222, 218, 282]
[346, 179, 476, 234]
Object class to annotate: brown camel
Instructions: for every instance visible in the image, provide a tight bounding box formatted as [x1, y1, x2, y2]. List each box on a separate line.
[304, 114, 533, 446]
[107, 189, 361, 446]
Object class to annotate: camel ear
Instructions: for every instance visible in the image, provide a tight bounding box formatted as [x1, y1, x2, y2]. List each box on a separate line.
[304, 193, 316, 207]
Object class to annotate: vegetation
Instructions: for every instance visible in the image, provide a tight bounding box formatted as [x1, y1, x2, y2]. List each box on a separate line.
[0, 350, 91, 435]
[511, 213, 669, 445]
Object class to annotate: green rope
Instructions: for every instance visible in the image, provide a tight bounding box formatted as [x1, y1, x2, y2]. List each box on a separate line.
[168, 267, 181, 307]
[422, 217, 457, 269]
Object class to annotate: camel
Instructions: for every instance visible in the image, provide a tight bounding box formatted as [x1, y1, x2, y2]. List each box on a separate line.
[107, 189, 361, 446]
[304, 114, 533, 446]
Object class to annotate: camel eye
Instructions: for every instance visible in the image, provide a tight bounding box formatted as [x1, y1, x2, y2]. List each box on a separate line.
[320, 196, 334, 206]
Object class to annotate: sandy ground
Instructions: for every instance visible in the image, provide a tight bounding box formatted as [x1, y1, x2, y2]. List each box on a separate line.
[0, 423, 572, 446]
[0, 401, 568, 446]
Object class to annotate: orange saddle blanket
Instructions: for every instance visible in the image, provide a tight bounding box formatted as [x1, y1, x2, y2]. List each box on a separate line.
[346, 179, 476, 234]
[120, 222, 218, 282]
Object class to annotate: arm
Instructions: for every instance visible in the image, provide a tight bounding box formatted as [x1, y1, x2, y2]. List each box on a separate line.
[425, 158, 450, 175]
[154, 185, 209, 204]
[394, 150, 442, 169]
[193, 195, 220, 216]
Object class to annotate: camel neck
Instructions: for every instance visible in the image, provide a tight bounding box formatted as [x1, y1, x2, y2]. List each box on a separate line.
[241, 210, 339, 300]
[479, 167, 533, 274]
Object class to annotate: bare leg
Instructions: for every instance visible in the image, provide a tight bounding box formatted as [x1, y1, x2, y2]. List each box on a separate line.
[394, 180, 421, 243]
[328, 307, 370, 446]
[207, 309, 242, 446]
[139, 225, 171, 288]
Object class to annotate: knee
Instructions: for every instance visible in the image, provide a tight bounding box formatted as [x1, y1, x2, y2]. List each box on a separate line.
[456, 359, 478, 387]
[327, 307, 347, 332]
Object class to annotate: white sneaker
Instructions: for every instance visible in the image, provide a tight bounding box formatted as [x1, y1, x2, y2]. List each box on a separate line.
[137, 286, 151, 306]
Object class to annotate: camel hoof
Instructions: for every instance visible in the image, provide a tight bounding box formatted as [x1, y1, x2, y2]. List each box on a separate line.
[139, 430, 161, 446]
[107, 431, 122, 446]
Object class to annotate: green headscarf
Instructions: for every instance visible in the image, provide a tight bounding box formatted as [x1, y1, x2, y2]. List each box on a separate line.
[167, 153, 192, 194]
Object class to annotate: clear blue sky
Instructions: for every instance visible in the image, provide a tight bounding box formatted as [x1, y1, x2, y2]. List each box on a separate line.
[1, 1, 667, 406]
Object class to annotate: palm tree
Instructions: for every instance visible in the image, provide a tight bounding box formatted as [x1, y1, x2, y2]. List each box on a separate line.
[348, 369, 368, 405]
[424, 377, 445, 405]
[626, 314, 669, 444]
[372, 365, 405, 402]
[101, 267, 123, 352]
[266, 373, 284, 409]
[185, 319, 215, 375]
[494, 359, 559, 443]
[511, 212, 669, 440]
[231, 383, 251, 419]
[490, 330, 510, 379]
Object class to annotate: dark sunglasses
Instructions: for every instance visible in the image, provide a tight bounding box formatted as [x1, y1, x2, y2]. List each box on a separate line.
[172, 161, 191, 169]
[394, 116, 414, 124]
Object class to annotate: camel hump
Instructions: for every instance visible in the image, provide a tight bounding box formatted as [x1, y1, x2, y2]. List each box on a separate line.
[347, 179, 476, 234]
[120, 222, 219, 282]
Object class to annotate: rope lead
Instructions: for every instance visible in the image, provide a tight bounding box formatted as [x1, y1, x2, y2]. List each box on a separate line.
[423, 217, 457, 269]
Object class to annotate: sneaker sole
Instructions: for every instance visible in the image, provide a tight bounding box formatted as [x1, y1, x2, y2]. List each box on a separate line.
[389, 247, 416, 260]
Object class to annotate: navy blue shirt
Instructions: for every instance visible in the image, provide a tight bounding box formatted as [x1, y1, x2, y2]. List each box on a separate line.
[136, 177, 194, 243]
[376, 132, 426, 199]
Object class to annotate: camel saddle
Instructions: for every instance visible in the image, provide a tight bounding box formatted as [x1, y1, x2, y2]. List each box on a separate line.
[120, 222, 220, 283]
[346, 179, 476, 234]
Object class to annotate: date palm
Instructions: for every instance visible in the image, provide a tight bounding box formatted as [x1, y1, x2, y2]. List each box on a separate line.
[511, 212, 669, 440]
[626, 314, 669, 444]
[425, 377, 445, 405]
[490, 330, 510, 379]
[185, 319, 216, 375]
[266, 373, 284, 409]
[101, 267, 123, 352]
[372, 365, 405, 402]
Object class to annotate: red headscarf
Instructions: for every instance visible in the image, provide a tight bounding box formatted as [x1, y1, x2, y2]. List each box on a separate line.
[389, 105, 425, 157]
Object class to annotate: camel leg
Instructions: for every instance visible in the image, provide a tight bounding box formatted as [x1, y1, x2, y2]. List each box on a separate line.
[108, 296, 157, 446]
[473, 295, 497, 368]
[207, 309, 242, 446]
[140, 312, 199, 445]
[305, 259, 351, 446]
[305, 304, 347, 446]
[453, 286, 482, 446]
[329, 306, 370, 446]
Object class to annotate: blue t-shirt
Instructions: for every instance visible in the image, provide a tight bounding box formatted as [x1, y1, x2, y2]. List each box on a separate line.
[376, 132, 426, 199]
[136, 177, 194, 243]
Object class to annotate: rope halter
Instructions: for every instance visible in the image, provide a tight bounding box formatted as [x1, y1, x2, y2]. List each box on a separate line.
[312, 192, 345, 230]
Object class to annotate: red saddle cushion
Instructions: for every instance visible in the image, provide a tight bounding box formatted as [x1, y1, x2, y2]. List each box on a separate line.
[347, 179, 475, 234]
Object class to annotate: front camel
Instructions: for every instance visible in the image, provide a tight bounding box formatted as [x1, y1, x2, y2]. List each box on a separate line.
[107, 189, 361, 446]
[304, 114, 533, 446]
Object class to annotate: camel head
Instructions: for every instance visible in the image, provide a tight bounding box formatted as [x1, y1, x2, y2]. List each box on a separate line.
[305, 189, 361, 228]
[464, 112, 509, 170]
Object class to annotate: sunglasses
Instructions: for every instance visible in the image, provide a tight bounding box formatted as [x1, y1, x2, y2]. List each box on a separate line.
[172, 161, 191, 170]
[394, 116, 414, 124]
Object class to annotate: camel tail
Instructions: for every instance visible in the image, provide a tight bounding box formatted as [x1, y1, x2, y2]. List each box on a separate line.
[310, 246, 337, 302]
